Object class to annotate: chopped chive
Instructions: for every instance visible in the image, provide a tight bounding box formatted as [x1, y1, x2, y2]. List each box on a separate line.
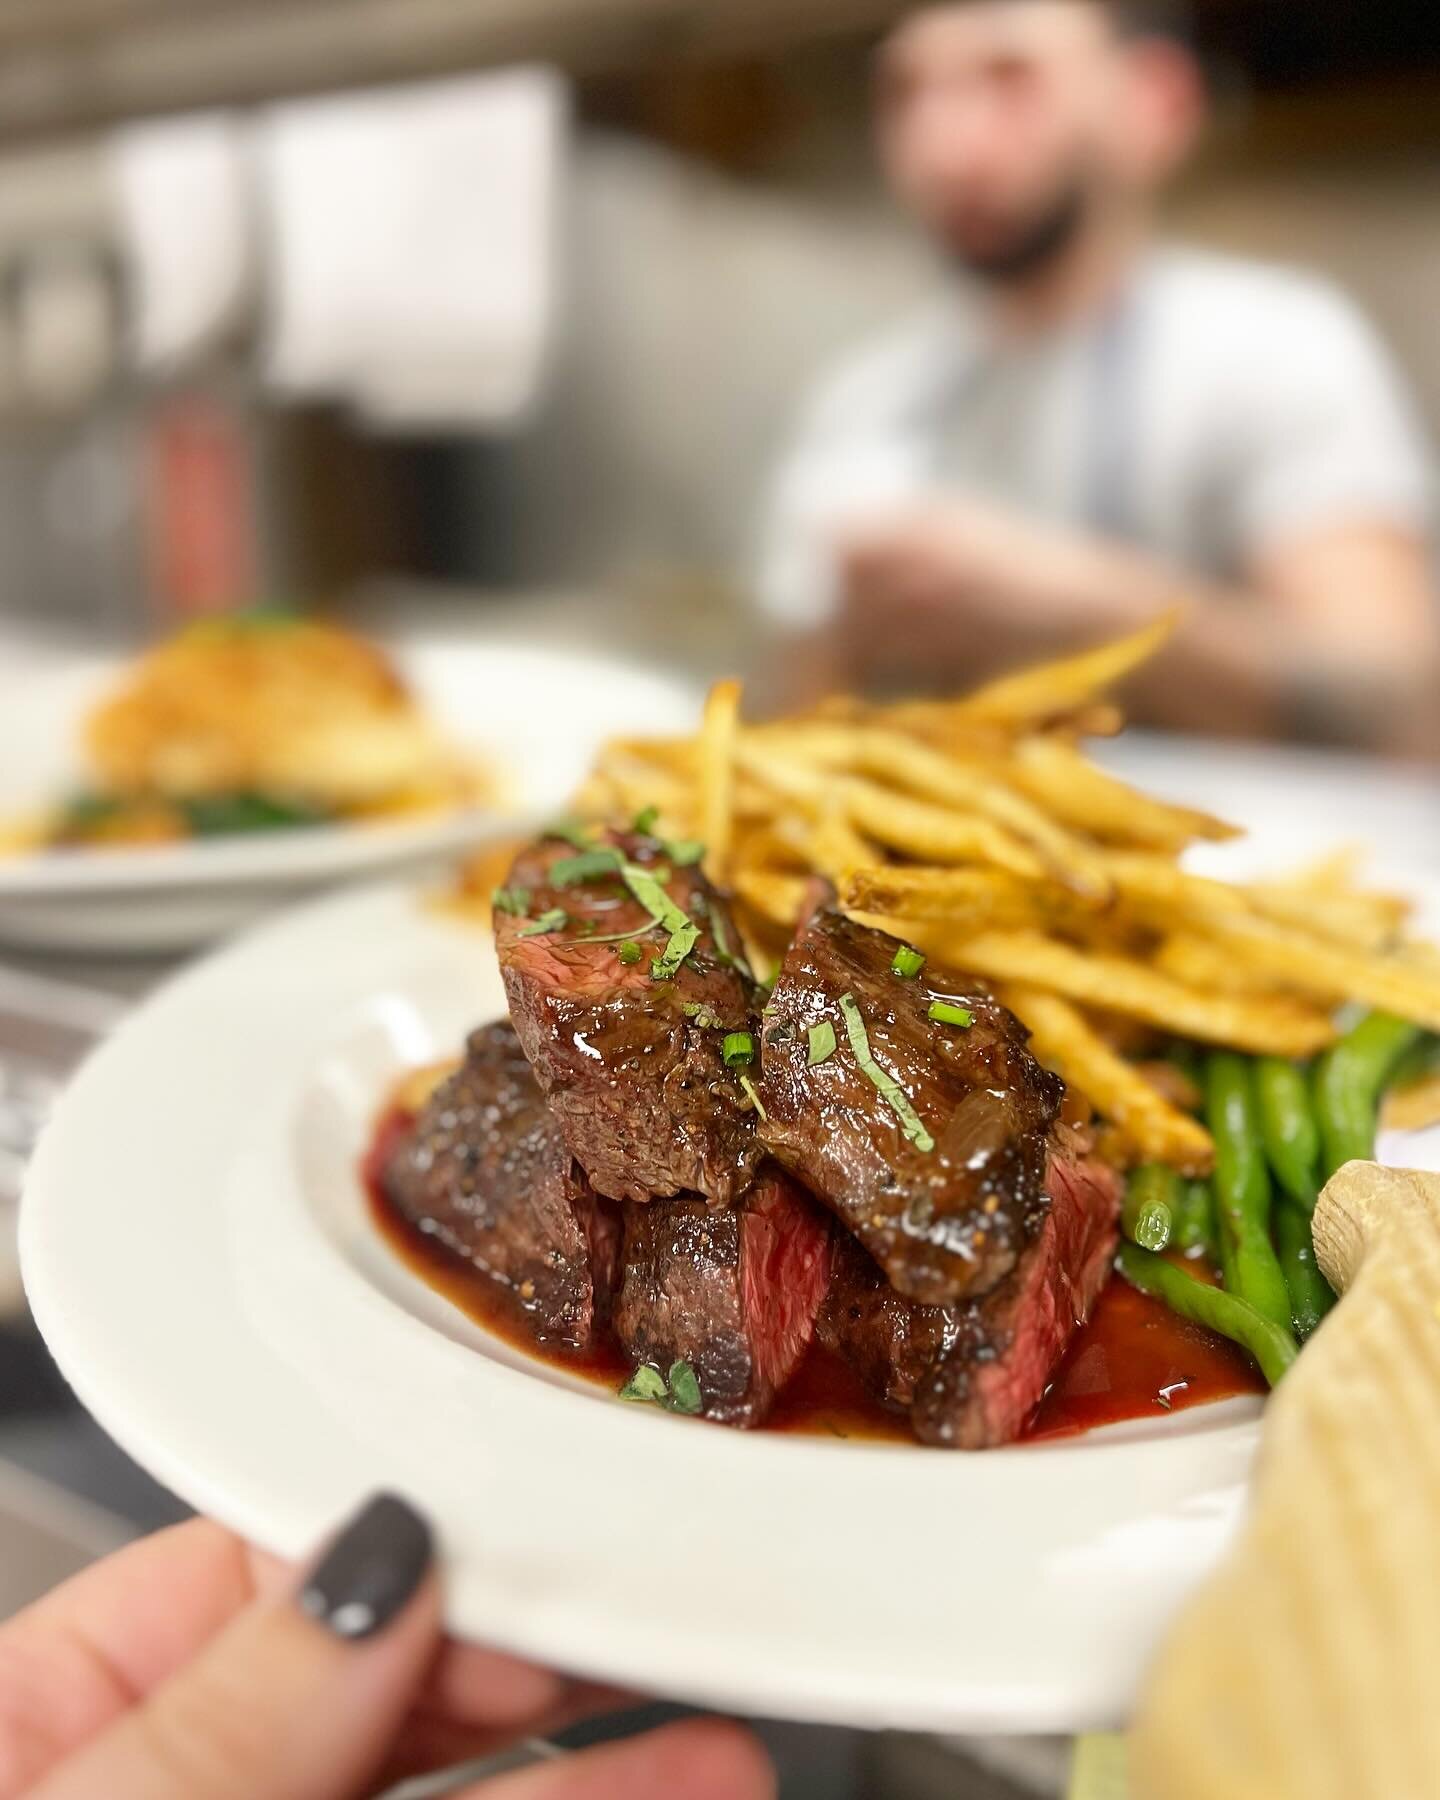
[723, 1031, 756, 1068]
[550, 846, 624, 886]
[617, 941, 642, 965]
[618, 1365, 667, 1405]
[928, 1000, 975, 1029]
[838, 992, 934, 1152]
[739, 1073, 767, 1120]
[490, 885, 530, 917]
[891, 945, 926, 980]
[516, 907, 568, 938]
[807, 1021, 837, 1066]
[667, 1360, 702, 1415]
[632, 804, 659, 834]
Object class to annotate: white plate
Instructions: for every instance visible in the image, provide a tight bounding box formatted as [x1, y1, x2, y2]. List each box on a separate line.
[24, 876, 1440, 1733]
[0, 642, 696, 952]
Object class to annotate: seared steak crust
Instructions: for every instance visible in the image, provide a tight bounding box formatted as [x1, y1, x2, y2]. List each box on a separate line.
[818, 1133, 1121, 1447]
[758, 911, 1062, 1304]
[614, 1165, 832, 1427]
[496, 831, 763, 1206]
[382, 1021, 617, 1350]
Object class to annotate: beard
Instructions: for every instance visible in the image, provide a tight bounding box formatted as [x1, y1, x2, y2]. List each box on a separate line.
[942, 182, 1088, 285]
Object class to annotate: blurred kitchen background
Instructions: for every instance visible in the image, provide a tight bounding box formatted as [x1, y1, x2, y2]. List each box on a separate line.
[0, 2, 1438, 1795]
[0, 0, 1433, 665]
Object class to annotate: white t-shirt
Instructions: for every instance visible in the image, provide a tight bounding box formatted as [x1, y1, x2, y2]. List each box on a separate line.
[758, 247, 1436, 630]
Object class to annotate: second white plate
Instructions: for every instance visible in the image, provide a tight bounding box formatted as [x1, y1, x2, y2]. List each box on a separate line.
[0, 640, 696, 951]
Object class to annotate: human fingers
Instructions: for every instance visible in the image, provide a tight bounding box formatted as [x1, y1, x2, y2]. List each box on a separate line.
[31, 1493, 438, 1800]
[0, 1520, 255, 1796]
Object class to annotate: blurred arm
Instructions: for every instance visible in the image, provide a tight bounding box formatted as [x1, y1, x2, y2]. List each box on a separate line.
[1053, 518, 1440, 754]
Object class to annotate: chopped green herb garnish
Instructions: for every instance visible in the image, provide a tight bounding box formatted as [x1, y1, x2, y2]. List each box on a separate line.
[928, 1001, 975, 1029]
[549, 846, 624, 887]
[618, 941, 642, 965]
[807, 1021, 837, 1065]
[617, 1358, 703, 1415]
[722, 1031, 756, 1068]
[621, 861, 700, 980]
[684, 1002, 723, 1029]
[618, 1365, 667, 1405]
[490, 885, 530, 917]
[179, 791, 325, 835]
[667, 1360, 702, 1415]
[838, 992, 934, 1152]
[516, 908, 569, 938]
[666, 839, 706, 867]
[739, 1073, 767, 1119]
[891, 945, 926, 980]
[632, 804, 659, 835]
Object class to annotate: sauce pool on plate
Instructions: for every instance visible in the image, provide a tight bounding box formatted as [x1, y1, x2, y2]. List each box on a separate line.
[364, 1106, 1264, 1443]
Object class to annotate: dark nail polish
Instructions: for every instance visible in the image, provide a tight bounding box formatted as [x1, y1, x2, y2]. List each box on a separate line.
[298, 1492, 433, 1641]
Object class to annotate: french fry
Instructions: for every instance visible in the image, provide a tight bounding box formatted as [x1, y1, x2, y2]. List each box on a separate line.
[807, 796, 875, 884]
[841, 781, 1048, 879]
[1154, 933, 1303, 999]
[1198, 916, 1440, 1034]
[1381, 1072, 1440, 1134]
[732, 869, 812, 930]
[737, 746, 1049, 881]
[840, 865, 1054, 931]
[730, 822, 812, 875]
[1005, 985, 1214, 1173]
[699, 679, 742, 883]
[1244, 877, 1410, 950]
[1265, 844, 1365, 893]
[954, 931, 1337, 1055]
[1005, 736, 1237, 849]
[1101, 851, 1410, 957]
[766, 725, 1112, 898]
[955, 612, 1182, 726]
[584, 748, 692, 827]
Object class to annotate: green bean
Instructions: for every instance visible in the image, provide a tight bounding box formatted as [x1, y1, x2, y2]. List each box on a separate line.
[1173, 1177, 1217, 1260]
[1384, 1033, 1440, 1095]
[1314, 1012, 1422, 1180]
[1122, 1163, 1178, 1252]
[1205, 1052, 1291, 1330]
[1116, 1244, 1300, 1389]
[1254, 1056, 1321, 1212]
[1274, 1198, 1335, 1340]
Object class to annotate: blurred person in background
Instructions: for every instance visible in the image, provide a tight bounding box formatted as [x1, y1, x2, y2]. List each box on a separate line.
[758, 0, 1440, 754]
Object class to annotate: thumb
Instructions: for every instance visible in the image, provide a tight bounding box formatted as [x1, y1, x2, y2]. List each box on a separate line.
[34, 1493, 439, 1800]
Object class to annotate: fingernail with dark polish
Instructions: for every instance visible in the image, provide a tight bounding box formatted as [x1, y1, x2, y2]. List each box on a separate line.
[299, 1493, 433, 1641]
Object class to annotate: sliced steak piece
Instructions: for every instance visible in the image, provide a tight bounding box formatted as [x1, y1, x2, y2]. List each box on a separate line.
[496, 829, 763, 1206]
[381, 1020, 618, 1351]
[818, 1131, 1121, 1448]
[614, 1166, 832, 1427]
[758, 910, 1062, 1304]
